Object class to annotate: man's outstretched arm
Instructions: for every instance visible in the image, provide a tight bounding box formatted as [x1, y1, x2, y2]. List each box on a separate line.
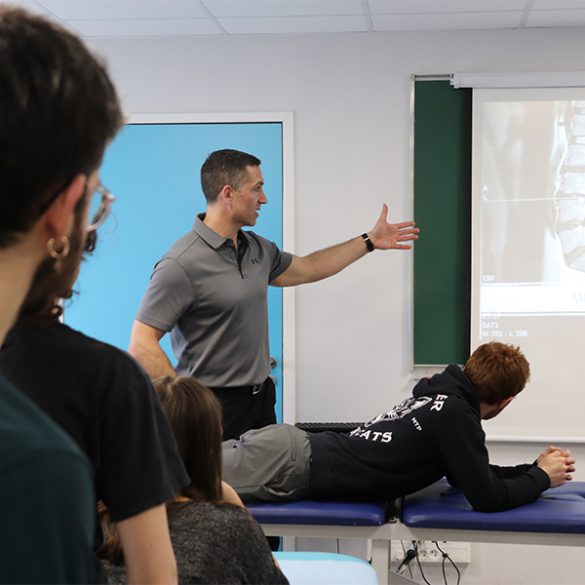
[271, 203, 419, 287]
[129, 321, 176, 380]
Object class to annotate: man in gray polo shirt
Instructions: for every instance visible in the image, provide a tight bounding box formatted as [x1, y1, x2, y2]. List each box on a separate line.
[130, 149, 419, 440]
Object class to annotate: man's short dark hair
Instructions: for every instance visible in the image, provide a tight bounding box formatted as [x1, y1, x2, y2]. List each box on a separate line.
[201, 149, 261, 204]
[464, 342, 530, 404]
[0, 6, 124, 248]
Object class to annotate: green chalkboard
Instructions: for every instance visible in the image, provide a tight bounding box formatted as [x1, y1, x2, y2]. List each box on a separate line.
[413, 79, 472, 365]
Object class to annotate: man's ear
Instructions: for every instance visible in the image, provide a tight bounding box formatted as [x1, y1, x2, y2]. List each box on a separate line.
[217, 184, 234, 208]
[499, 395, 515, 410]
[43, 174, 87, 239]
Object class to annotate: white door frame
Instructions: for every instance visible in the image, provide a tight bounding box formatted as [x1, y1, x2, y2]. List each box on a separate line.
[128, 112, 296, 423]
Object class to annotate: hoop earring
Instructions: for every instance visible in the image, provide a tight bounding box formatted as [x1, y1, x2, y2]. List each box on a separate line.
[47, 236, 70, 273]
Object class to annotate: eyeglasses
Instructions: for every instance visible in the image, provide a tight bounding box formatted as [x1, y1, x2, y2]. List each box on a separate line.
[87, 184, 115, 232]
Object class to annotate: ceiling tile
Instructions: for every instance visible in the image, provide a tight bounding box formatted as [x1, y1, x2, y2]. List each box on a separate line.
[532, 1, 585, 8]
[369, 0, 526, 14]
[526, 8, 585, 26]
[373, 10, 522, 30]
[220, 14, 368, 34]
[2, 0, 53, 16]
[37, 1, 208, 20]
[68, 17, 220, 37]
[10, 0, 585, 38]
[204, 1, 362, 18]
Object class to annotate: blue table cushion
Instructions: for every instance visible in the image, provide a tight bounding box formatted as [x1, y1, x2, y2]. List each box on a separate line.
[402, 479, 585, 534]
[247, 499, 390, 526]
[274, 552, 378, 585]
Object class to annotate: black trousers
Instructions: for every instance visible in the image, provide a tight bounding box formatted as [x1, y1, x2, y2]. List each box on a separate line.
[210, 377, 276, 441]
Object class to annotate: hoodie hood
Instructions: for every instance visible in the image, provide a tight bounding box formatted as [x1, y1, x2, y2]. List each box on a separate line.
[412, 364, 481, 415]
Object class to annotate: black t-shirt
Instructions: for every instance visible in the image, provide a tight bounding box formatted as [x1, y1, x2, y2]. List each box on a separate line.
[0, 321, 189, 522]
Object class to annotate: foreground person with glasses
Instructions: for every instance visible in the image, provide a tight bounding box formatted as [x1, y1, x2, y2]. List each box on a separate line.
[0, 7, 188, 584]
[88, 184, 116, 230]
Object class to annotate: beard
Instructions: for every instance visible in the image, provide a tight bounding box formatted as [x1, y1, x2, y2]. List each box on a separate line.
[18, 206, 89, 324]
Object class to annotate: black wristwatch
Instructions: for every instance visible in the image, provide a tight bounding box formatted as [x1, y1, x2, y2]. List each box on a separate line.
[361, 232, 374, 252]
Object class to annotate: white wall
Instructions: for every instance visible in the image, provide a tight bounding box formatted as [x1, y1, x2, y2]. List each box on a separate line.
[90, 28, 585, 584]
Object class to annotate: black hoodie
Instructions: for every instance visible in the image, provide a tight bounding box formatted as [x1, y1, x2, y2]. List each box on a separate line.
[308, 365, 550, 511]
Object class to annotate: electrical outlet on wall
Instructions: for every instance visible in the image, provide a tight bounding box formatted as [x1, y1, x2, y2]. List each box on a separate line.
[391, 540, 470, 564]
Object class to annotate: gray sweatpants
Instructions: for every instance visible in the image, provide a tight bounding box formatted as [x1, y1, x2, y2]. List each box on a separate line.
[222, 424, 312, 502]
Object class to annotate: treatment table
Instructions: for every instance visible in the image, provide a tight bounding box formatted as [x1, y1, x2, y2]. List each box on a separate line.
[248, 479, 585, 584]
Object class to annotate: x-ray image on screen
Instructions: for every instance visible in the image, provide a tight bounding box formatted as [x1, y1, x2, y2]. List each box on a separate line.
[470, 87, 585, 440]
[474, 90, 585, 320]
[554, 101, 585, 272]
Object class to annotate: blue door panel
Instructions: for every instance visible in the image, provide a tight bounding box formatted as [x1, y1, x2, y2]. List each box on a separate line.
[65, 122, 284, 421]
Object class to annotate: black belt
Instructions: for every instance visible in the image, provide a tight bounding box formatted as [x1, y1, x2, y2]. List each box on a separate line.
[211, 380, 266, 395]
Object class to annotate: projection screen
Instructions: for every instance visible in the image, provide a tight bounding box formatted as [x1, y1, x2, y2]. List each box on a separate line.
[471, 87, 585, 440]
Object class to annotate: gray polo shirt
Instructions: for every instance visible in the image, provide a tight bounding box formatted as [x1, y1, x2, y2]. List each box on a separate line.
[136, 215, 292, 388]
